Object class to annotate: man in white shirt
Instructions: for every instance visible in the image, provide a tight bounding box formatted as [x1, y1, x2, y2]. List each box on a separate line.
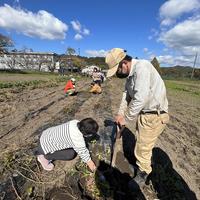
[105, 48, 169, 189]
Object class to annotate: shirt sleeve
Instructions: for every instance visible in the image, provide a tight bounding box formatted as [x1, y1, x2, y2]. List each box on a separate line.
[64, 82, 68, 92]
[72, 136, 91, 163]
[73, 146, 91, 163]
[118, 84, 132, 116]
[118, 90, 128, 116]
[125, 63, 151, 121]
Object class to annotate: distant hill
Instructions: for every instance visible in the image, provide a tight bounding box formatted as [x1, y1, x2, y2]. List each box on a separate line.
[59, 55, 107, 69]
[161, 65, 200, 79]
[80, 56, 107, 69]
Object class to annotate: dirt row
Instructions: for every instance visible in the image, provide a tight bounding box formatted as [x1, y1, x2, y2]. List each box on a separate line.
[0, 79, 90, 151]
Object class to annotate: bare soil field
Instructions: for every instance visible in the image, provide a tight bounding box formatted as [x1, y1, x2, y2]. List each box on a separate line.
[0, 74, 199, 200]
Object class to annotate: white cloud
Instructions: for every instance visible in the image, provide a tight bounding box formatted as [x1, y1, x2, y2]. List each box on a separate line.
[157, 54, 199, 67]
[71, 20, 81, 32]
[83, 28, 90, 35]
[154, 1, 200, 67]
[71, 20, 90, 40]
[160, 18, 175, 26]
[157, 55, 175, 66]
[85, 49, 108, 57]
[159, 0, 200, 26]
[0, 4, 68, 40]
[159, 16, 200, 55]
[74, 33, 83, 40]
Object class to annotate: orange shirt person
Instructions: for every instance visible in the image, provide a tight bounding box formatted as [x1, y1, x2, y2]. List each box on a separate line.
[64, 78, 76, 96]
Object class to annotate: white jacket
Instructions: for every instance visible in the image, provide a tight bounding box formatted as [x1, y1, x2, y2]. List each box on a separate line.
[118, 59, 168, 121]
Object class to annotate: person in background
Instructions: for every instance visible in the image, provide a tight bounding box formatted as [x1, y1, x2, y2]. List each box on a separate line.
[64, 78, 76, 96]
[90, 67, 103, 94]
[89, 82, 102, 94]
[105, 48, 169, 190]
[92, 67, 102, 86]
[35, 118, 99, 172]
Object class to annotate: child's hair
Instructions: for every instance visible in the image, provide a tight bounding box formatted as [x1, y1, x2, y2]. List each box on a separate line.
[78, 118, 99, 136]
[93, 67, 98, 72]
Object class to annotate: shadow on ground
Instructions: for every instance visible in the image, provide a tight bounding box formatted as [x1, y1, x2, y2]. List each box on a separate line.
[151, 147, 197, 200]
[103, 119, 198, 199]
[96, 161, 146, 200]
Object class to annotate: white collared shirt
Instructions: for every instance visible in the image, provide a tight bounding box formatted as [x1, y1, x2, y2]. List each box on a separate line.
[118, 59, 168, 121]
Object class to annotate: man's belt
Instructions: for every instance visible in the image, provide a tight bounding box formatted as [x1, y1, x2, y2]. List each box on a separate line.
[141, 110, 166, 115]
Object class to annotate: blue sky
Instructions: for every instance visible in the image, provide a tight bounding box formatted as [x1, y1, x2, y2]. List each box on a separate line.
[0, 0, 200, 67]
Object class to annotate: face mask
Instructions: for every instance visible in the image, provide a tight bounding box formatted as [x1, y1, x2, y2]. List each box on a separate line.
[116, 71, 129, 78]
[84, 133, 100, 144]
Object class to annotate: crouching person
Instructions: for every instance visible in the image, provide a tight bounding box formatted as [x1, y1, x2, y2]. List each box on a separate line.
[35, 118, 99, 172]
[64, 78, 77, 96]
[89, 82, 102, 94]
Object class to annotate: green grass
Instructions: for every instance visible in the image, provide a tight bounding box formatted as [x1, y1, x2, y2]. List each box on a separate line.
[165, 80, 200, 96]
[0, 69, 56, 75]
[0, 71, 84, 89]
[0, 71, 58, 82]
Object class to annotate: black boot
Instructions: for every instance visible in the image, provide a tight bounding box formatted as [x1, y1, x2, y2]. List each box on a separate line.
[128, 169, 149, 191]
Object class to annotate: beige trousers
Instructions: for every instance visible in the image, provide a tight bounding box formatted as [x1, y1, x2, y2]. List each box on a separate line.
[134, 112, 169, 174]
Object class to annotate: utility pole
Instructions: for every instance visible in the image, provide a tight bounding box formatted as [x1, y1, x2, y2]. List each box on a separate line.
[78, 48, 80, 56]
[191, 52, 198, 79]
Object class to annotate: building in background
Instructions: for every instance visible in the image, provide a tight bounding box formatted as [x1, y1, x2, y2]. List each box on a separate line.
[0, 52, 58, 72]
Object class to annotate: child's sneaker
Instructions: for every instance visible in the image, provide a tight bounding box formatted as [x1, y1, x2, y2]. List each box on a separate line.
[37, 155, 54, 171]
